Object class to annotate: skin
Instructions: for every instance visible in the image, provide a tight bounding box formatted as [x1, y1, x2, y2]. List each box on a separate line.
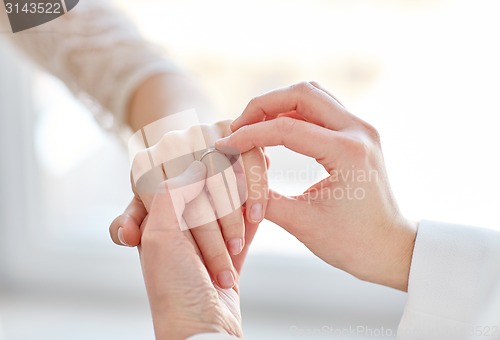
[139, 161, 258, 339]
[115, 81, 419, 339]
[109, 73, 268, 289]
[217, 81, 418, 291]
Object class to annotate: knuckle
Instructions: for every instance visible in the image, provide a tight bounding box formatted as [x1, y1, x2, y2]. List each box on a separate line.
[155, 132, 180, 156]
[158, 130, 176, 146]
[360, 121, 381, 144]
[246, 96, 263, 113]
[222, 220, 244, 234]
[276, 116, 297, 134]
[206, 251, 228, 265]
[215, 120, 232, 135]
[308, 80, 321, 88]
[194, 123, 211, 137]
[292, 81, 315, 94]
[237, 125, 251, 138]
[341, 136, 370, 159]
[248, 96, 261, 107]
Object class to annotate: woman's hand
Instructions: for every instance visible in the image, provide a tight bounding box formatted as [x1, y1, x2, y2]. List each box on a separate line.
[216, 82, 418, 291]
[110, 120, 267, 289]
[139, 161, 256, 340]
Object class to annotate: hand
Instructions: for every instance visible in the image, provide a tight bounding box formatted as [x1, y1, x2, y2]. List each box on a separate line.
[216, 82, 418, 291]
[139, 161, 256, 340]
[110, 120, 268, 289]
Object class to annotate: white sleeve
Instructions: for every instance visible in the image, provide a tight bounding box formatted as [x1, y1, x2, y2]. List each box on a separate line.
[0, 0, 178, 127]
[187, 334, 239, 340]
[398, 220, 500, 340]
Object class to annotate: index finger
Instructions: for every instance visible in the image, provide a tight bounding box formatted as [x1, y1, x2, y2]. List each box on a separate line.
[231, 82, 355, 132]
[217, 117, 346, 171]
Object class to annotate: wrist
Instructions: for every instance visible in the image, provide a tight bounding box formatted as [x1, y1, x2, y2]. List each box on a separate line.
[150, 299, 242, 340]
[152, 313, 231, 340]
[126, 73, 213, 132]
[350, 217, 417, 292]
[380, 218, 418, 291]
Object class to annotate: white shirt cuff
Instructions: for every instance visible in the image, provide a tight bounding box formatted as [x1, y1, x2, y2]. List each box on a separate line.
[398, 220, 500, 339]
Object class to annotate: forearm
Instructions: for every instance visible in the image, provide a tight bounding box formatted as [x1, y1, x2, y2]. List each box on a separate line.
[126, 72, 214, 132]
[2, 1, 212, 128]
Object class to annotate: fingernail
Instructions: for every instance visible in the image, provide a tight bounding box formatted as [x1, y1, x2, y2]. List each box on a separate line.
[117, 227, 129, 246]
[250, 203, 263, 223]
[217, 270, 235, 289]
[227, 238, 243, 255]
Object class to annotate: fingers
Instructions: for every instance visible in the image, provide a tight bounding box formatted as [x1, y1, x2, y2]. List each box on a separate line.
[133, 164, 167, 212]
[175, 164, 238, 289]
[308, 81, 345, 108]
[230, 220, 259, 275]
[130, 120, 253, 289]
[146, 161, 207, 232]
[140, 161, 206, 291]
[202, 151, 245, 256]
[217, 117, 346, 171]
[109, 196, 147, 247]
[141, 161, 206, 260]
[231, 81, 354, 132]
[240, 147, 268, 224]
[186, 195, 237, 289]
[166, 161, 209, 227]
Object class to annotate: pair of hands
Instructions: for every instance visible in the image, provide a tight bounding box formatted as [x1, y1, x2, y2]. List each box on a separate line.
[110, 120, 266, 339]
[111, 120, 268, 289]
[136, 161, 251, 339]
[110, 82, 418, 339]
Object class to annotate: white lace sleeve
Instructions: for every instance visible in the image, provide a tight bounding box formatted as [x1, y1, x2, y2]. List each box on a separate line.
[0, 0, 178, 127]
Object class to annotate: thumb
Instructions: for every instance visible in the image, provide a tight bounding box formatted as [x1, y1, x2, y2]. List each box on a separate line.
[265, 189, 312, 237]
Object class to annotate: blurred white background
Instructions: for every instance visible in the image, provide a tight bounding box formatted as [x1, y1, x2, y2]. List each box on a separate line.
[1, 0, 500, 339]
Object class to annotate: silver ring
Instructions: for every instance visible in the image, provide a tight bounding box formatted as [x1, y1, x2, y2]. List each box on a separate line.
[198, 147, 223, 162]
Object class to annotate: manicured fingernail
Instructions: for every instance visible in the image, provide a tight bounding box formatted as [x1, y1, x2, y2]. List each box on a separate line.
[217, 271, 235, 289]
[117, 228, 129, 246]
[250, 203, 263, 223]
[227, 238, 243, 255]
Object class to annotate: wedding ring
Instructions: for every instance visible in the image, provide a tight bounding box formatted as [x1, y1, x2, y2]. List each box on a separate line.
[198, 147, 224, 162]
